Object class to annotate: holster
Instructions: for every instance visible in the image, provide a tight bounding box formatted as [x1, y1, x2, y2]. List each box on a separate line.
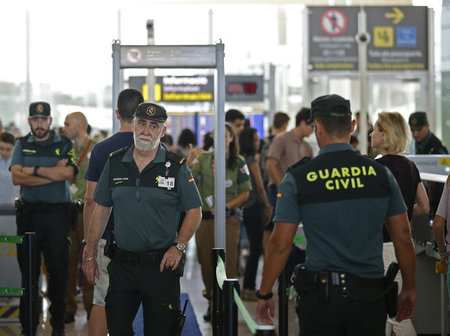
[68, 200, 83, 230]
[385, 262, 399, 318]
[104, 239, 116, 259]
[15, 198, 30, 216]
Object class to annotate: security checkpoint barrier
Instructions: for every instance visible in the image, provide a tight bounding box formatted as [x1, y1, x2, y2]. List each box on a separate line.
[212, 248, 276, 336]
[0, 233, 37, 335]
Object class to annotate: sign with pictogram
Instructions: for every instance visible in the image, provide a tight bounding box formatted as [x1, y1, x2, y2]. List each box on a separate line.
[126, 48, 142, 64]
[366, 6, 428, 70]
[320, 9, 348, 36]
[308, 7, 359, 71]
[308, 6, 428, 72]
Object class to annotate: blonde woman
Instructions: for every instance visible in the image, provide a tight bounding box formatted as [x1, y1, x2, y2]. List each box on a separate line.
[371, 111, 429, 336]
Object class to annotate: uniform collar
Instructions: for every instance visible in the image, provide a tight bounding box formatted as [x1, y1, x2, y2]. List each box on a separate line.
[416, 131, 432, 151]
[122, 143, 166, 163]
[28, 130, 59, 144]
[318, 143, 355, 156]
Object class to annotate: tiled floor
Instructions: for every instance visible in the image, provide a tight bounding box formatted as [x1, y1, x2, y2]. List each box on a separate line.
[0, 241, 299, 336]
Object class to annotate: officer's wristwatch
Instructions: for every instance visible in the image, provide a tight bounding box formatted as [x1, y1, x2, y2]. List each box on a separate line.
[172, 242, 186, 253]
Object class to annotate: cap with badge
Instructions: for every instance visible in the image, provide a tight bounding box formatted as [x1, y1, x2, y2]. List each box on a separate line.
[29, 102, 51, 119]
[309, 94, 351, 123]
[408, 111, 428, 130]
[133, 103, 168, 122]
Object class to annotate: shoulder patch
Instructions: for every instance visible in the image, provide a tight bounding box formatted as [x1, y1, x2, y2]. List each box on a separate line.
[109, 146, 128, 158]
[166, 151, 186, 165]
[288, 156, 311, 172]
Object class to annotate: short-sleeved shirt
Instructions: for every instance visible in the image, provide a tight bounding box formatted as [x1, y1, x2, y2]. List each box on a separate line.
[274, 143, 407, 279]
[376, 155, 421, 222]
[267, 130, 313, 186]
[94, 144, 202, 252]
[436, 178, 450, 250]
[190, 151, 251, 212]
[10, 131, 77, 203]
[85, 132, 134, 239]
[415, 132, 448, 154]
[70, 137, 97, 201]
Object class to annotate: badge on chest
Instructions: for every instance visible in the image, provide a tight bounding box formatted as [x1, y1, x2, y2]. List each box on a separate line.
[157, 176, 175, 190]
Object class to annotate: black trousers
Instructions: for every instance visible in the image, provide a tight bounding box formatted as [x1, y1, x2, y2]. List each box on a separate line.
[296, 285, 386, 336]
[16, 207, 71, 333]
[106, 258, 180, 336]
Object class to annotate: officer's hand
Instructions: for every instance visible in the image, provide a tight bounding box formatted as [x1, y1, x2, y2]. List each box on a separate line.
[264, 205, 273, 225]
[256, 298, 275, 325]
[210, 207, 215, 216]
[57, 158, 68, 166]
[396, 288, 416, 322]
[160, 247, 182, 272]
[82, 255, 100, 285]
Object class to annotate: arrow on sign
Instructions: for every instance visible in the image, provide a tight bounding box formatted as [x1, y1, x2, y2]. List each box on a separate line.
[385, 7, 404, 24]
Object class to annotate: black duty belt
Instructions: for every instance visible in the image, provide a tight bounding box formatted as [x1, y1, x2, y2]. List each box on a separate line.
[202, 209, 235, 220]
[114, 247, 166, 263]
[23, 201, 70, 213]
[306, 270, 385, 289]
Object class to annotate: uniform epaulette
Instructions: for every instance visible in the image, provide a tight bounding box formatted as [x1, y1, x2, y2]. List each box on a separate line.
[109, 146, 128, 158]
[166, 151, 186, 165]
[288, 156, 311, 172]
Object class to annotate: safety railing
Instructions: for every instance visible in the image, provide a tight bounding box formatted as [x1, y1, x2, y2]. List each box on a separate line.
[211, 233, 307, 336]
[0, 232, 37, 336]
[211, 248, 276, 336]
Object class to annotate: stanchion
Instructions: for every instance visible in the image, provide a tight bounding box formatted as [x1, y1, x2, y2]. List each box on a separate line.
[223, 279, 239, 336]
[212, 248, 225, 336]
[278, 268, 288, 336]
[24, 232, 37, 336]
[254, 325, 276, 335]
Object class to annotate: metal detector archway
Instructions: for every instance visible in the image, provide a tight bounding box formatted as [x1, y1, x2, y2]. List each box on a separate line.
[112, 40, 227, 249]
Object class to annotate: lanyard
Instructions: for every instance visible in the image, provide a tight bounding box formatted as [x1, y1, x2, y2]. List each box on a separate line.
[77, 138, 92, 166]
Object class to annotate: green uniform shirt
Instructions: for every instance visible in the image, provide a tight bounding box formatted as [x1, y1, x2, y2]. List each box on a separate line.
[70, 137, 97, 201]
[190, 151, 251, 211]
[275, 143, 407, 278]
[94, 144, 202, 252]
[10, 130, 77, 203]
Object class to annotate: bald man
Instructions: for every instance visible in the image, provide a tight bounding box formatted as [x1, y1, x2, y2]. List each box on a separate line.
[63, 112, 97, 324]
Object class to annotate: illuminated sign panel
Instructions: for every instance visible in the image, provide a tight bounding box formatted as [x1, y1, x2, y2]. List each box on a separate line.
[225, 75, 264, 102]
[155, 76, 214, 102]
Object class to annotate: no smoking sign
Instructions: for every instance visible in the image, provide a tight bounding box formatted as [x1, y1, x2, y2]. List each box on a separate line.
[320, 9, 348, 36]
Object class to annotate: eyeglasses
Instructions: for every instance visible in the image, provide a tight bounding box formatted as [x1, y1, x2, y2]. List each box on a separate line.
[135, 119, 161, 131]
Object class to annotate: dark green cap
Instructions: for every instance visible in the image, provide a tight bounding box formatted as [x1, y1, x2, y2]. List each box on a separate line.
[309, 94, 351, 123]
[408, 112, 428, 129]
[133, 103, 167, 122]
[29, 102, 51, 119]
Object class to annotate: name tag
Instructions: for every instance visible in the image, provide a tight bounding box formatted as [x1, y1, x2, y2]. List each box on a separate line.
[158, 176, 175, 190]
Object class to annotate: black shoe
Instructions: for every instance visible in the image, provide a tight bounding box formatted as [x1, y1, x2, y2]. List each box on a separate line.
[64, 312, 75, 324]
[51, 329, 66, 336]
[203, 303, 212, 322]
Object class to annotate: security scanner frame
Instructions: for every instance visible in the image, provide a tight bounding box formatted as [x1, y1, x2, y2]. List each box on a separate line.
[112, 40, 227, 249]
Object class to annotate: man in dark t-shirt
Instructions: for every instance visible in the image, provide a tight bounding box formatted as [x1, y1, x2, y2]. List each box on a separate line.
[83, 89, 143, 335]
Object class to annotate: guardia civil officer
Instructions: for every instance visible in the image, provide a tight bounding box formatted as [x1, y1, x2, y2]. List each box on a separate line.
[82, 103, 202, 336]
[256, 94, 416, 336]
[10, 102, 78, 336]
